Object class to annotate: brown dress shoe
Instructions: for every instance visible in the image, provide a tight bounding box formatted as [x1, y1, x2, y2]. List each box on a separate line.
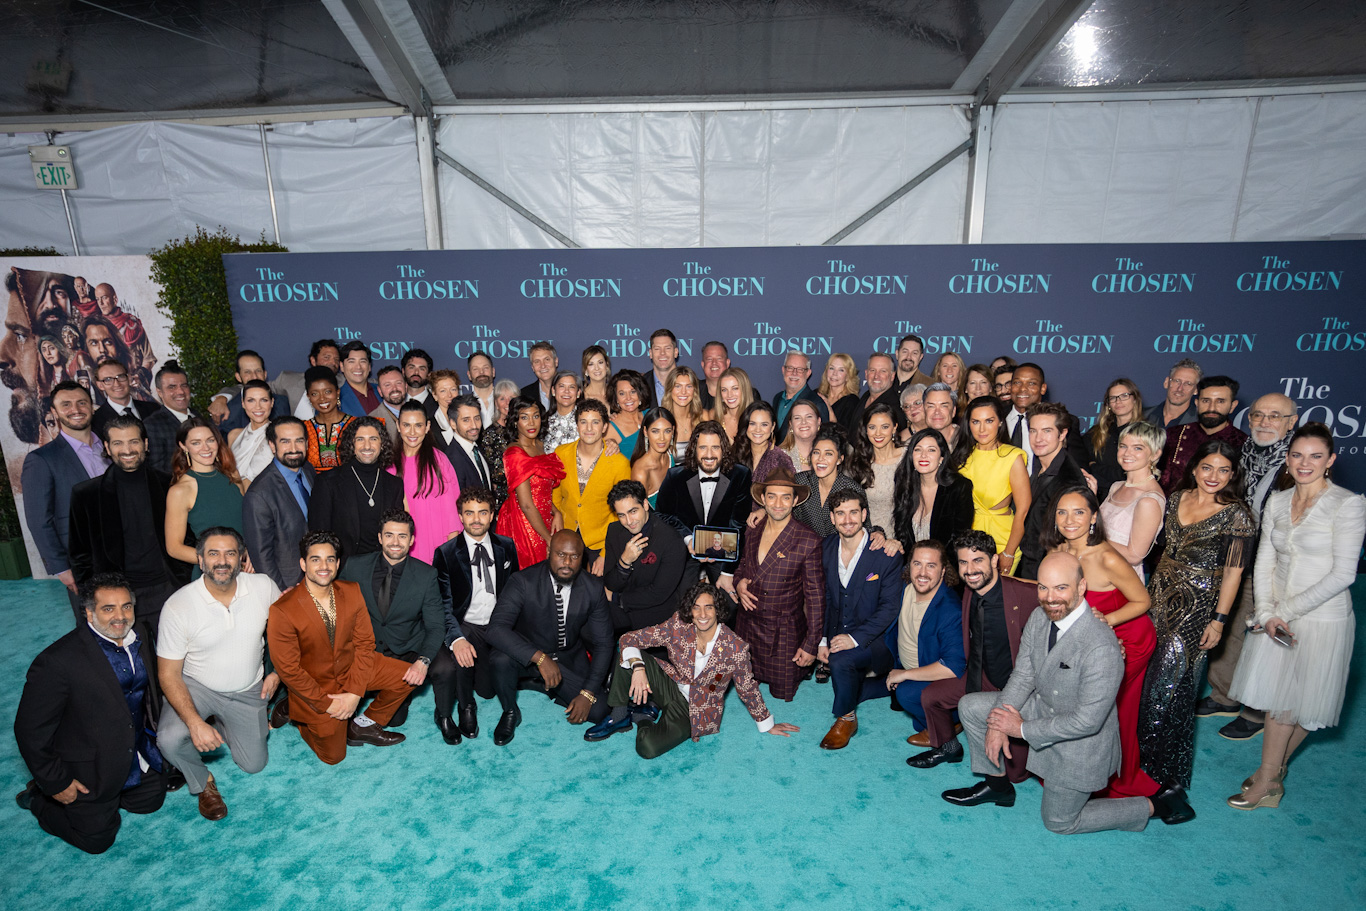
[819, 716, 858, 750]
[198, 780, 228, 821]
[268, 698, 290, 730]
[346, 720, 405, 747]
[907, 730, 931, 747]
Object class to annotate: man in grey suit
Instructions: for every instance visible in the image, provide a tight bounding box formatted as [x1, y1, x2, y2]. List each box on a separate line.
[23, 381, 109, 624]
[241, 416, 313, 590]
[942, 553, 1194, 831]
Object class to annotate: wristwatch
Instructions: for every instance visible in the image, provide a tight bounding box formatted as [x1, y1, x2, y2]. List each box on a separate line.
[416, 656, 432, 666]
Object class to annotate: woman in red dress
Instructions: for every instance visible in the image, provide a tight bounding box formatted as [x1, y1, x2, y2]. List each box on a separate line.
[496, 395, 565, 569]
[1043, 484, 1158, 799]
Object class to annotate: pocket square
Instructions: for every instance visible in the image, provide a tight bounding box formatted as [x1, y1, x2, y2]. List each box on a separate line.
[865, 573, 879, 582]
[1059, 662, 1072, 670]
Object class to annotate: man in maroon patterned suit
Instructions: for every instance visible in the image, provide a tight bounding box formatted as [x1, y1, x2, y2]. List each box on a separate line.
[732, 466, 826, 701]
[583, 581, 799, 757]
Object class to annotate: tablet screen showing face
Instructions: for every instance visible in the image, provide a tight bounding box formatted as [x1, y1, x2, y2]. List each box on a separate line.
[693, 526, 738, 561]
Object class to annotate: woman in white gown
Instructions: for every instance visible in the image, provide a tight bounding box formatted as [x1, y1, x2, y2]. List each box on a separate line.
[1227, 422, 1366, 811]
[228, 379, 275, 483]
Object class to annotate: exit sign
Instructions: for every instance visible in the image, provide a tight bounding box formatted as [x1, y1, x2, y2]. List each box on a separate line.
[29, 146, 78, 190]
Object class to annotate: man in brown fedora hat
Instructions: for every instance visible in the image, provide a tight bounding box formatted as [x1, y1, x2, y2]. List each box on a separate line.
[732, 465, 826, 702]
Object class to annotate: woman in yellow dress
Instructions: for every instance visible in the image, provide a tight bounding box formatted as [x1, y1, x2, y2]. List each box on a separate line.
[957, 395, 1031, 575]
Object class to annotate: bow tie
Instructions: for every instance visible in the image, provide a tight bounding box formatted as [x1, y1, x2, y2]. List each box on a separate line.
[699, 477, 719, 484]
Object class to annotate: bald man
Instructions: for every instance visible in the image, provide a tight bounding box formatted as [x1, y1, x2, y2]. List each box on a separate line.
[1197, 392, 1299, 739]
[943, 553, 1193, 831]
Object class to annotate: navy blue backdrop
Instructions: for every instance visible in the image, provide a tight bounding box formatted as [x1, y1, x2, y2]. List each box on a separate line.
[224, 242, 1365, 487]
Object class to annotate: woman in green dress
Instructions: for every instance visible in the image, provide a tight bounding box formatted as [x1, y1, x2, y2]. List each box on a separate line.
[165, 417, 248, 574]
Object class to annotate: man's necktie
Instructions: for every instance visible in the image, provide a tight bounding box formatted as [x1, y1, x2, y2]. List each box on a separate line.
[1010, 414, 1023, 448]
[378, 565, 393, 619]
[554, 583, 568, 650]
[473, 543, 495, 594]
[473, 448, 490, 488]
[294, 471, 311, 509]
[1047, 621, 1059, 652]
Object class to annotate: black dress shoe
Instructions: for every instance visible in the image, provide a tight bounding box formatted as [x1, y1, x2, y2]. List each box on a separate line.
[906, 738, 964, 769]
[493, 708, 521, 746]
[15, 780, 37, 811]
[165, 766, 187, 792]
[942, 780, 1016, 808]
[458, 702, 479, 739]
[584, 714, 632, 742]
[1151, 783, 1196, 825]
[269, 698, 290, 730]
[629, 702, 661, 725]
[435, 710, 462, 745]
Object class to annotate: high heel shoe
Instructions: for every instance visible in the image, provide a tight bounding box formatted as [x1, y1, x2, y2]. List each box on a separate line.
[1228, 779, 1284, 810]
[1241, 765, 1286, 792]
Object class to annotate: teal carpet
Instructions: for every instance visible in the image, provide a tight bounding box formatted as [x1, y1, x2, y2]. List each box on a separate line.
[2, 578, 1363, 911]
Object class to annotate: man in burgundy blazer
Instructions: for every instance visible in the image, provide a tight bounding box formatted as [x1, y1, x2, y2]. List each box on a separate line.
[907, 529, 1039, 781]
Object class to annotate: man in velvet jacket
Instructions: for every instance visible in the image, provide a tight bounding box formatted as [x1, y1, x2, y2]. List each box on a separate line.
[654, 421, 752, 584]
[816, 489, 905, 750]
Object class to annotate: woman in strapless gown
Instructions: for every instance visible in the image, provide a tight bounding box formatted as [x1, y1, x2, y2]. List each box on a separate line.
[1098, 421, 1168, 581]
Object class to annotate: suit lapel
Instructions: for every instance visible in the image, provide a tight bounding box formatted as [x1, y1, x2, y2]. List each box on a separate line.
[711, 473, 731, 522]
[687, 474, 705, 524]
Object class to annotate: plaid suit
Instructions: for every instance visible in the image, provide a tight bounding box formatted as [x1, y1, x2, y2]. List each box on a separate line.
[732, 515, 826, 701]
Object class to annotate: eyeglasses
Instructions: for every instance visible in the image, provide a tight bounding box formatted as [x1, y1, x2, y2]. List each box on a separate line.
[1249, 411, 1292, 423]
[98, 374, 129, 385]
[782, 366, 808, 375]
[993, 383, 1011, 393]
[1106, 392, 1134, 404]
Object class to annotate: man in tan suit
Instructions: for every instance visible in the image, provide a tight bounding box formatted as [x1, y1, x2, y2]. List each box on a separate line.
[266, 531, 412, 764]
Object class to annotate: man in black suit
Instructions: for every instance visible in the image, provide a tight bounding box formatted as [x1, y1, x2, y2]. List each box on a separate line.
[520, 341, 558, 411]
[242, 416, 314, 590]
[1016, 403, 1088, 581]
[23, 380, 110, 624]
[340, 508, 456, 735]
[845, 352, 907, 435]
[771, 350, 829, 441]
[142, 360, 204, 473]
[433, 487, 517, 742]
[654, 421, 753, 587]
[68, 415, 191, 637]
[90, 358, 161, 440]
[446, 394, 494, 494]
[308, 417, 403, 564]
[14, 574, 167, 854]
[486, 531, 614, 745]
[401, 349, 440, 418]
[602, 480, 691, 634]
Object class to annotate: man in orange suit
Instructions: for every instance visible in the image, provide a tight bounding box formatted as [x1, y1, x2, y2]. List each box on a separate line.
[266, 531, 412, 764]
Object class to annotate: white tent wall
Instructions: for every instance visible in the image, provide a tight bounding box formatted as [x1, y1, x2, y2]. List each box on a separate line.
[0, 116, 425, 254]
[434, 105, 971, 248]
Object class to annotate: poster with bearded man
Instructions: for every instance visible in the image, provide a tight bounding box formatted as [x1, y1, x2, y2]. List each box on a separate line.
[1, 257, 173, 576]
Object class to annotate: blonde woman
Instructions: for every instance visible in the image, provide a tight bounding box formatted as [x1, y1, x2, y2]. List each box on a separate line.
[817, 353, 861, 428]
[1098, 420, 1167, 581]
[931, 352, 968, 409]
[663, 366, 705, 459]
[710, 366, 755, 442]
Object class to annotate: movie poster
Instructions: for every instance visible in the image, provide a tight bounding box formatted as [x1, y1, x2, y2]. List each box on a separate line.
[1, 257, 175, 577]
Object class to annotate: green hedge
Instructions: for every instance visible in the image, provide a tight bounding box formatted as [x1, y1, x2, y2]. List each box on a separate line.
[149, 228, 286, 411]
[0, 247, 61, 256]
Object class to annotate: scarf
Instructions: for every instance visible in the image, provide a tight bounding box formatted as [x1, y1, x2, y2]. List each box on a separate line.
[1241, 434, 1290, 511]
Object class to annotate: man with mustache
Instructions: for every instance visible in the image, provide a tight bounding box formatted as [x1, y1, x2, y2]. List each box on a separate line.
[400, 348, 439, 418]
[466, 351, 497, 426]
[156, 528, 281, 821]
[890, 540, 967, 749]
[2, 269, 76, 442]
[1157, 375, 1248, 494]
[942, 552, 1194, 830]
[68, 414, 191, 638]
[93, 283, 156, 383]
[23, 380, 109, 624]
[14, 573, 168, 854]
[1198, 392, 1300, 741]
[308, 416, 403, 561]
[242, 416, 315, 590]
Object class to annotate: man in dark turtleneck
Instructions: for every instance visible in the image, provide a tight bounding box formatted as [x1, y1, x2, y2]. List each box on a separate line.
[68, 414, 191, 638]
[307, 416, 403, 566]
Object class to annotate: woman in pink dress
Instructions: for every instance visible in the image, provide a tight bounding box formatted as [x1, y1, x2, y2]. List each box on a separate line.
[497, 396, 565, 569]
[1044, 484, 1158, 799]
[388, 401, 461, 563]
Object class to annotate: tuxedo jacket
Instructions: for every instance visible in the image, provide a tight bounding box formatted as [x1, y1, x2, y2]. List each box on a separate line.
[242, 461, 315, 590]
[445, 438, 489, 497]
[91, 398, 161, 442]
[821, 536, 905, 646]
[653, 463, 753, 575]
[601, 511, 690, 630]
[960, 575, 1039, 692]
[485, 563, 615, 693]
[340, 552, 445, 660]
[67, 465, 191, 586]
[22, 435, 97, 574]
[432, 531, 519, 646]
[620, 615, 771, 740]
[14, 625, 162, 803]
[266, 580, 378, 722]
[885, 582, 967, 676]
[999, 607, 1124, 792]
[307, 462, 404, 563]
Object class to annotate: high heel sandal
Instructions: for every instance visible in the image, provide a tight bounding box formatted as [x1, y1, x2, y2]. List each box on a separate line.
[1228, 770, 1285, 810]
[1241, 765, 1287, 792]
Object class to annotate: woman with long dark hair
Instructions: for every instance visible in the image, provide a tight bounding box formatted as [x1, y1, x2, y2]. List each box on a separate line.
[630, 407, 676, 508]
[165, 417, 246, 572]
[606, 369, 649, 459]
[849, 403, 900, 538]
[495, 396, 565, 569]
[1088, 377, 1144, 502]
[956, 396, 1030, 575]
[733, 401, 794, 513]
[1043, 484, 1156, 799]
[388, 400, 461, 563]
[1137, 439, 1256, 803]
[580, 345, 612, 408]
[1228, 423, 1366, 811]
[892, 428, 974, 548]
[544, 370, 582, 451]
[791, 425, 869, 539]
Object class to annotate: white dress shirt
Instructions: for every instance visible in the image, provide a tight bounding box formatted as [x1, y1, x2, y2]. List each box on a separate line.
[461, 533, 500, 627]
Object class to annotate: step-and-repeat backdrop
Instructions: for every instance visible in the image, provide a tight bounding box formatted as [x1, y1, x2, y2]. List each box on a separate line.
[222, 241, 1362, 490]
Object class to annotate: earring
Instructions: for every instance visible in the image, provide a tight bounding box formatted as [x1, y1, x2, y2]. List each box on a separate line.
[1089, 521, 1096, 536]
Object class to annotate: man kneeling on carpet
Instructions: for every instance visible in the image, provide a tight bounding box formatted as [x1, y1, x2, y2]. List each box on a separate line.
[583, 580, 799, 757]
[266, 531, 413, 764]
[941, 552, 1194, 832]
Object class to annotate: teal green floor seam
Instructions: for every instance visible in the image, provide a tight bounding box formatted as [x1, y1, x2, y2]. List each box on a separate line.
[1, 578, 1362, 911]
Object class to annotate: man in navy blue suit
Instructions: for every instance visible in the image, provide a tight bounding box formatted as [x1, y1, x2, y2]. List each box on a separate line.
[817, 489, 904, 750]
[886, 540, 966, 746]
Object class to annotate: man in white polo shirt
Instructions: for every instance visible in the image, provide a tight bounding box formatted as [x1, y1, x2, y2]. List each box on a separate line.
[156, 527, 281, 821]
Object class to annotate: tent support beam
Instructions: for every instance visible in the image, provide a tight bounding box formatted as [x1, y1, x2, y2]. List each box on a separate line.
[433, 147, 581, 248]
[962, 105, 994, 243]
[823, 139, 972, 245]
[259, 124, 281, 245]
[415, 116, 443, 249]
